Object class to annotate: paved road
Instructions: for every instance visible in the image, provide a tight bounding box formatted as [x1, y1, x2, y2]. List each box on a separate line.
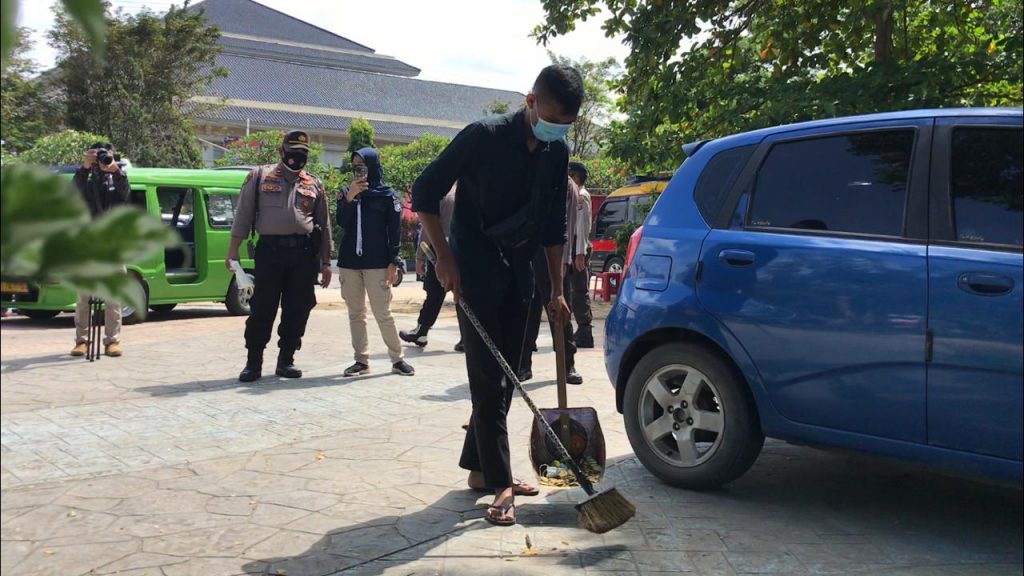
[1, 287, 1021, 575]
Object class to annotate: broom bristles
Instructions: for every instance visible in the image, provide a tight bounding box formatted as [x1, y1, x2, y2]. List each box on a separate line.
[575, 487, 636, 534]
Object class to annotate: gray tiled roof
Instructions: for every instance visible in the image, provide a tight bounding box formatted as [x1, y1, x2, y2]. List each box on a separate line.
[191, 0, 375, 53]
[203, 106, 463, 140]
[219, 36, 419, 77]
[204, 54, 524, 125]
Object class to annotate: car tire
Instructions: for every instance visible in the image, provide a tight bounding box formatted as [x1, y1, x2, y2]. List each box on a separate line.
[149, 303, 177, 313]
[605, 256, 624, 274]
[225, 274, 253, 316]
[623, 342, 764, 489]
[121, 275, 149, 325]
[19, 309, 61, 321]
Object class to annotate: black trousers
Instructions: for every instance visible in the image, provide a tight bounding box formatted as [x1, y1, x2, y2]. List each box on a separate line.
[521, 250, 576, 373]
[416, 261, 446, 330]
[458, 282, 531, 489]
[244, 239, 316, 353]
[568, 250, 593, 335]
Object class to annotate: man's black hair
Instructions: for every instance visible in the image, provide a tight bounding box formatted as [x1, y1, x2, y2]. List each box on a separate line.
[89, 142, 114, 151]
[533, 64, 585, 115]
[568, 161, 588, 185]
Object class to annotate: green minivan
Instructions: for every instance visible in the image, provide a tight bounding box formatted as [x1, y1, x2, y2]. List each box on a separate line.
[0, 167, 255, 323]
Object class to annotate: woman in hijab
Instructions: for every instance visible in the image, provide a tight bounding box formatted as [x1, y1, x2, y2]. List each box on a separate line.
[336, 147, 415, 377]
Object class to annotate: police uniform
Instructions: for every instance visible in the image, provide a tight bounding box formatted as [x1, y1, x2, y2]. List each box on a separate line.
[230, 131, 331, 381]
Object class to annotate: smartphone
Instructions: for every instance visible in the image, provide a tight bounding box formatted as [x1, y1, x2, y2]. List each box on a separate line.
[353, 166, 368, 180]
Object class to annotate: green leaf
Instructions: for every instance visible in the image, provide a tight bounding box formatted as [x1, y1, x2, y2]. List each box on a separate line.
[1, 165, 90, 276]
[39, 206, 180, 280]
[61, 0, 107, 59]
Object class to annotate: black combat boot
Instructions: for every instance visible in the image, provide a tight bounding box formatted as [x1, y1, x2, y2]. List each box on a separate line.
[399, 324, 429, 347]
[275, 349, 302, 378]
[239, 348, 263, 382]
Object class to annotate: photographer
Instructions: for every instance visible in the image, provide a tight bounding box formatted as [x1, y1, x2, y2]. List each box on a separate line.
[69, 143, 130, 358]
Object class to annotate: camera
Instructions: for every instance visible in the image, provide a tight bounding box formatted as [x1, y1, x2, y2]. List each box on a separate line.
[95, 148, 115, 167]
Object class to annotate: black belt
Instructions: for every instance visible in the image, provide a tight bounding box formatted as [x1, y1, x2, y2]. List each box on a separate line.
[260, 234, 310, 248]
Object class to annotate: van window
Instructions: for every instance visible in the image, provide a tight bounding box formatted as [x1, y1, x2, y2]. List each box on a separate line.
[694, 144, 756, 225]
[206, 193, 238, 229]
[157, 188, 194, 228]
[749, 130, 915, 236]
[594, 198, 628, 238]
[950, 127, 1023, 248]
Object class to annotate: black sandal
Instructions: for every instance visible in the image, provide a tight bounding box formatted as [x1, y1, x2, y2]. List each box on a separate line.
[485, 500, 516, 527]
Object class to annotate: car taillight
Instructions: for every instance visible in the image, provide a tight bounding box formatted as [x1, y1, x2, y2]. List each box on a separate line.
[623, 225, 643, 273]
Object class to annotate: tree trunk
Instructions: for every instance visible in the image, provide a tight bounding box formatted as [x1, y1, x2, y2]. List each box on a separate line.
[874, 3, 894, 63]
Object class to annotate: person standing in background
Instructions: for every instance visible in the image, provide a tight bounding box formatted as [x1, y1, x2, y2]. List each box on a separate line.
[568, 161, 594, 348]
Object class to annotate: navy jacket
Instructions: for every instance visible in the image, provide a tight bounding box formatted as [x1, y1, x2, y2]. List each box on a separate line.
[336, 147, 402, 270]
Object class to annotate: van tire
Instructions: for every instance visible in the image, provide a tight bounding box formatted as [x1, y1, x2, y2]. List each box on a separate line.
[121, 275, 149, 325]
[623, 342, 764, 490]
[20, 309, 61, 321]
[225, 275, 252, 316]
[605, 256, 625, 274]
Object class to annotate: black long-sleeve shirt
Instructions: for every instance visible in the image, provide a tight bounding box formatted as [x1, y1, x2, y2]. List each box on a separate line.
[73, 166, 130, 217]
[412, 109, 568, 306]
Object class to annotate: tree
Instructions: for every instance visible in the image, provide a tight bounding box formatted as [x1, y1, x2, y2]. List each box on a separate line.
[548, 51, 620, 158]
[346, 118, 375, 156]
[483, 99, 512, 116]
[49, 3, 225, 168]
[379, 133, 451, 194]
[2, 0, 179, 315]
[536, 0, 1024, 171]
[18, 130, 110, 166]
[1, 28, 62, 153]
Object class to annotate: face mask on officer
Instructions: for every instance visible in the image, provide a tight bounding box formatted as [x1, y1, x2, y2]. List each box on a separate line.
[281, 148, 308, 172]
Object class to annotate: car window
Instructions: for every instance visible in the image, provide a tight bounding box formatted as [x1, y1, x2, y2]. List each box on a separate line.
[594, 198, 628, 237]
[206, 193, 238, 229]
[749, 130, 915, 236]
[950, 127, 1023, 248]
[694, 144, 756, 225]
[156, 188, 194, 228]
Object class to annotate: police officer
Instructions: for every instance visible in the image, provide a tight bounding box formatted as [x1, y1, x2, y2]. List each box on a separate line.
[225, 130, 332, 382]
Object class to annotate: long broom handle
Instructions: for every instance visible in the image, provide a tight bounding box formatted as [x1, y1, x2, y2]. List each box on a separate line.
[421, 242, 597, 496]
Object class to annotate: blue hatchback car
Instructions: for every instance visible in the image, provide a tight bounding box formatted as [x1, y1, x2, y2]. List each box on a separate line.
[606, 108, 1023, 489]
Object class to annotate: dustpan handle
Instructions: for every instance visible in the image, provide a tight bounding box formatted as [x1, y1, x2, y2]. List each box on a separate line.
[552, 314, 568, 410]
[421, 242, 597, 496]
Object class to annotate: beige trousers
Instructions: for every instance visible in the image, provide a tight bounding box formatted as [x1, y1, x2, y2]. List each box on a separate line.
[74, 292, 122, 345]
[339, 268, 403, 364]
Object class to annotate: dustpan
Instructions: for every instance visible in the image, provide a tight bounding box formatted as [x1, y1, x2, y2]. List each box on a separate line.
[529, 315, 606, 485]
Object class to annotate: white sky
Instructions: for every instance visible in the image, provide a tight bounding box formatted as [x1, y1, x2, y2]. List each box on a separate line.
[16, 0, 630, 93]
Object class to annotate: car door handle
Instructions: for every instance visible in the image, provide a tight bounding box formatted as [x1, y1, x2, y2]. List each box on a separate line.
[958, 273, 1014, 296]
[718, 249, 756, 266]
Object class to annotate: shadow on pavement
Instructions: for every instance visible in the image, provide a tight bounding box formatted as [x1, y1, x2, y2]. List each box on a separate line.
[418, 378, 555, 404]
[239, 486, 626, 575]
[241, 446, 1023, 575]
[0, 352, 83, 373]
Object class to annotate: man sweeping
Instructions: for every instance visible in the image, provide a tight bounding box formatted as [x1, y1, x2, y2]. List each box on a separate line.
[412, 64, 584, 527]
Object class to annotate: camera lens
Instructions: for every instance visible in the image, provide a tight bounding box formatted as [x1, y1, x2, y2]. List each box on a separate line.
[96, 150, 114, 166]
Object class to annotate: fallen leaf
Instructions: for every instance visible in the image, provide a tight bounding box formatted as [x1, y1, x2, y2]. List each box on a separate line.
[561, 540, 570, 546]
[67, 510, 77, 518]
[504, 557, 519, 562]
[314, 452, 326, 461]
[44, 550, 55, 556]
[520, 547, 538, 556]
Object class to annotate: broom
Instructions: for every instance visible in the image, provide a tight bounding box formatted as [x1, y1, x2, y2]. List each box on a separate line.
[421, 242, 635, 533]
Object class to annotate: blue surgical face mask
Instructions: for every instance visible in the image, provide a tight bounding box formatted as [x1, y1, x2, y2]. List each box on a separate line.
[531, 105, 571, 142]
